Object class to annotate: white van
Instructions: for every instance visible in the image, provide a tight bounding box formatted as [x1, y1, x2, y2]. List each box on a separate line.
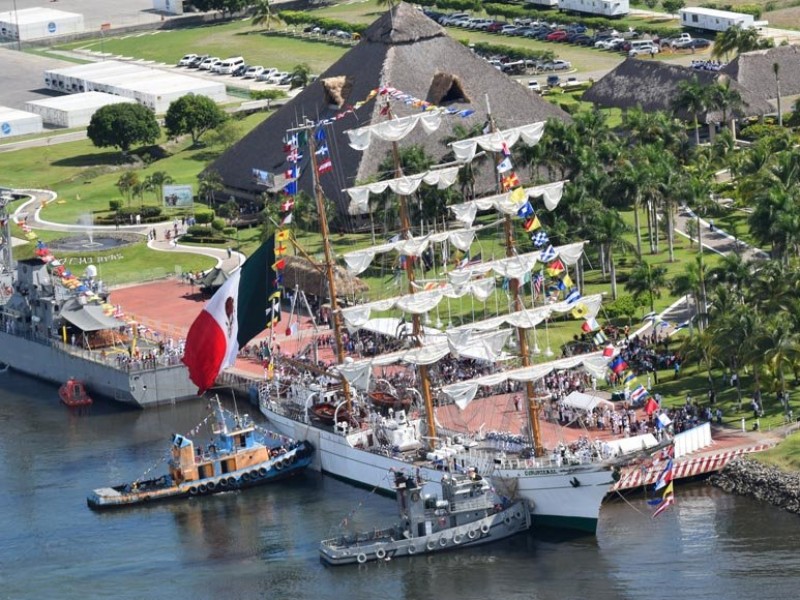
[215, 57, 245, 74]
[628, 40, 659, 57]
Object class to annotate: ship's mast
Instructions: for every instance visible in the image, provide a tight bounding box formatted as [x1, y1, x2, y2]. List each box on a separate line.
[385, 102, 438, 445]
[286, 122, 352, 411]
[0, 190, 14, 274]
[485, 98, 544, 457]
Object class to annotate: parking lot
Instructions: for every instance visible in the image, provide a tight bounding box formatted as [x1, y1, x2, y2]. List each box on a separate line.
[0, 47, 73, 109]
[10, 0, 165, 31]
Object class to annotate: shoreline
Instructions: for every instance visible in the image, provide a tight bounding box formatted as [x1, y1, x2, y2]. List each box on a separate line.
[710, 456, 800, 515]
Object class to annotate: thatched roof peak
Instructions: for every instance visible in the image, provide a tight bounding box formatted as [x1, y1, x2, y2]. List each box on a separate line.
[362, 2, 444, 44]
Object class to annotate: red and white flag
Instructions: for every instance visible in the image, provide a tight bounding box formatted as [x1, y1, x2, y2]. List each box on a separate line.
[318, 157, 333, 175]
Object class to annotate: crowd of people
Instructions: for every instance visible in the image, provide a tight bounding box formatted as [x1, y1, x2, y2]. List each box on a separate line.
[690, 59, 726, 71]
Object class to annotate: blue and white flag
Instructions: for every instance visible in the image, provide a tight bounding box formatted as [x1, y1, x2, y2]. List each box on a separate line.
[315, 143, 329, 156]
[565, 288, 581, 304]
[497, 157, 513, 173]
[531, 231, 549, 248]
[539, 244, 556, 262]
[517, 201, 534, 219]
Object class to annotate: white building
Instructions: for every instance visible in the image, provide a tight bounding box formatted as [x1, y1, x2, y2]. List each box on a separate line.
[526, 0, 559, 7]
[557, 0, 630, 17]
[0, 107, 43, 139]
[24, 92, 136, 128]
[680, 7, 761, 32]
[0, 8, 84, 41]
[153, 0, 184, 15]
[43, 61, 227, 114]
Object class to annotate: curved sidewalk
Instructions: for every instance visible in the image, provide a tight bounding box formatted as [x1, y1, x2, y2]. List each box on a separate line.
[10, 188, 244, 272]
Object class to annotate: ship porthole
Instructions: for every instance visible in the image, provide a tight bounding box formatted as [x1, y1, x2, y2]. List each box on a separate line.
[375, 548, 386, 559]
[356, 553, 367, 564]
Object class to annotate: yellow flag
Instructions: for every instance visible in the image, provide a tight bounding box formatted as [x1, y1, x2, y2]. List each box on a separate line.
[267, 359, 274, 380]
[510, 186, 526, 204]
[276, 230, 290, 242]
[561, 274, 573, 289]
[571, 303, 588, 319]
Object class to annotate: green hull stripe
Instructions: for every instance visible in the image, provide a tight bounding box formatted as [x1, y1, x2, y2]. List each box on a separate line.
[533, 514, 598, 535]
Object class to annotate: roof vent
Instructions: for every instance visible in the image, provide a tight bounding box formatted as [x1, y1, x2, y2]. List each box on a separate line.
[428, 72, 470, 105]
[322, 75, 353, 109]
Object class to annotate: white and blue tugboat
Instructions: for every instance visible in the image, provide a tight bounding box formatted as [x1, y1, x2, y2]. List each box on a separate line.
[319, 468, 531, 565]
[87, 397, 313, 508]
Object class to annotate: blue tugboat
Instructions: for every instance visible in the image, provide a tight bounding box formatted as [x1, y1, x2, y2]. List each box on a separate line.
[87, 397, 313, 508]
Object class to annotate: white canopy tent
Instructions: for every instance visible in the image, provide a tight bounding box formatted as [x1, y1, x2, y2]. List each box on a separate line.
[603, 434, 660, 457]
[561, 391, 614, 413]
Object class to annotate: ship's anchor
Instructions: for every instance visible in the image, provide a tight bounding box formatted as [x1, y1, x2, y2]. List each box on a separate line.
[570, 477, 581, 488]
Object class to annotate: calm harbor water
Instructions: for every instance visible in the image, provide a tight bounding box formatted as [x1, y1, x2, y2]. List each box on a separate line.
[2, 371, 800, 600]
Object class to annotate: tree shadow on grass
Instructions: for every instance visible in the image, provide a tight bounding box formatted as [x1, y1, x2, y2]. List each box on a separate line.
[187, 150, 222, 163]
[51, 151, 127, 168]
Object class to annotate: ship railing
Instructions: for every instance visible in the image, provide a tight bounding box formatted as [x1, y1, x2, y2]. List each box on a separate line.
[321, 526, 398, 548]
[448, 497, 492, 513]
[459, 449, 604, 473]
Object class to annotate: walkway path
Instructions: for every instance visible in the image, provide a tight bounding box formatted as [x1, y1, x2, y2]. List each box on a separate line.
[10, 188, 244, 273]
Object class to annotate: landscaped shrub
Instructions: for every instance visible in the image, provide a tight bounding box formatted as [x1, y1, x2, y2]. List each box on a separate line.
[109, 199, 122, 211]
[211, 218, 226, 232]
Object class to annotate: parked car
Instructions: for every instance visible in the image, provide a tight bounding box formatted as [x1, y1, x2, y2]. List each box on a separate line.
[500, 25, 520, 35]
[243, 65, 265, 79]
[214, 57, 245, 74]
[688, 38, 711, 49]
[546, 30, 568, 42]
[572, 35, 593, 46]
[178, 53, 198, 67]
[528, 80, 541, 92]
[595, 37, 623, 49]
[329, 29, 352, 39]
[546, 74, 560, 88]
[266, 71, 289, 85]
[542, 59, 571, 71]
[186, 55, 208, 68]
[257, 67, 279, 81]
[486, 22, 505, 33]
[628, 41, 660, 57]
[439, 12, 468, 26]
[278, 73, 294, 86]
[303, 24, 318, 33]
[199, 57, 221, 70]
[232, 63, 249, 77]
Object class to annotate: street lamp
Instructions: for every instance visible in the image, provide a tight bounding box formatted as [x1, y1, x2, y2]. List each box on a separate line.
[11, 0, 21, 51]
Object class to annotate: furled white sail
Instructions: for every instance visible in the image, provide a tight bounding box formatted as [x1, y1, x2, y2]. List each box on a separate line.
[449, 181, 567, 227]
[449, 122, 546, 163]
[346, 111, 445, 151]
[441, 351, 610, 410]
[342, 226, 486, 275]
[345, 166, 461, 215]
[447, 242, 585, 285]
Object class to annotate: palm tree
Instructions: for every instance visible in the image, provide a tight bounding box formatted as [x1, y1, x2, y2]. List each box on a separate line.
[198, 169, 224, 206]
[148, 171, 174, 204]
[708, 78, 744, 140]
[773, 62, 783, 127]
[673, 75, 709, 146]
[760, 314, 800, 405]
[670, 255, 709, 329]
[250, 0, 276, 31]
[680, 329, 719, 389]
[116, 171, 139, 208]
[625, 260, 667, 314]
[592, 208, 630, 299]
[289, 63, 311, 89]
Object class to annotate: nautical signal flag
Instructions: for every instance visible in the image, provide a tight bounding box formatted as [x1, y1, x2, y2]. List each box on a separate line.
[645, 396, 660, 416]
[275, 243, 288, 256]
[602, 342, 614, 356]
[501, 172, 521, 190]
[280, 212, 293, 227]
[517, 201, 534, 219]
[546, 259, 565, 276]
[532, 231, 550, 249]
[510, 186, 526, 204]
[318, 157, 333, 175]
[280, 199, 295, 212]
[609, 356, 628, 374]
[524, 216, 541, 232]
[501, 141, 512, 157]
[630, 385, 649, 404]
[539, 244, 556, 262]
[571, 302, 588, 319]
[497, 157, 513, 173]
[565, 289, 581, 304]
[582, 317, 600, 333]
[182, 237, 279, 395]
[276, 230, 290, 242]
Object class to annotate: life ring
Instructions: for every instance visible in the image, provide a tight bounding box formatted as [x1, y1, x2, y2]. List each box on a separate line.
[356, 553, 367, 564]
[207, 481, 216, 491]
[453, 534, 463, 545]
[258, 467, 268, 476]
[439, 537, 447, 547]
[407, 544, 416, 555]
[198, 484, 208, 494]
[514, 510, 524, 520]
[467, 529, 478, 540]
[503, 515, 512, 526]
[189, 486, 198, 495]
[480, 523, 490, 534]
[375, 548, 386, 559]
[426, 540, 436, 551]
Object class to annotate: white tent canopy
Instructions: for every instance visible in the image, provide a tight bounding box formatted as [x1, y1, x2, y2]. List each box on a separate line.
[604, 434, 659, 456]
[561, 391, 613, 413]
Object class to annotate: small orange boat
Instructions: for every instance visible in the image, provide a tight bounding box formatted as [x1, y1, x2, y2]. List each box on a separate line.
[59, 378, 93, 407]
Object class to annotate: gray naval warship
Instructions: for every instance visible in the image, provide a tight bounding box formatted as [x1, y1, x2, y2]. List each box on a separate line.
[0, 190, 196, 407]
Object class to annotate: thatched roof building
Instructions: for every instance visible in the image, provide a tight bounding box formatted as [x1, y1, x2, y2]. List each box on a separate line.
[281, 255, 368, 301]
[720, 44, 800, 108]
[210, 3, 570, 227]
[582, 58, 773, 124]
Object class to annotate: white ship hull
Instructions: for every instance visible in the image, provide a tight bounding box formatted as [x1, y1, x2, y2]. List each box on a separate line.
[261, 402, 611, 533]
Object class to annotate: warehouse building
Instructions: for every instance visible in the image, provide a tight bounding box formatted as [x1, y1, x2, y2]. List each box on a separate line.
[0, 107, 43, 138]
[25, 92, 136, 128]
[0, 8, 84, 41]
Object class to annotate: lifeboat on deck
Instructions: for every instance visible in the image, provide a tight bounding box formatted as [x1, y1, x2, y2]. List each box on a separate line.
[59, 378, 93, 407]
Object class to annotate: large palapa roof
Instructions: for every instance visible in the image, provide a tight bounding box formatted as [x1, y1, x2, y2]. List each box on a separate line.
[210, 2, 570, 225]
[720, 44, 800, 105]
[582, 58, 773, 124]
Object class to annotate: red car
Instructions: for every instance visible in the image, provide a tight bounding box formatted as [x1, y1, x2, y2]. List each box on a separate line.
[485, 22, 504, 33]
[546, 30, 567, 42]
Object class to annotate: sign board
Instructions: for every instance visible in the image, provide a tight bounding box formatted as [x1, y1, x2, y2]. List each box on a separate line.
[100, 23, 111, 31]
[252, 168, 274, 188]
[163, 184, 193, 208]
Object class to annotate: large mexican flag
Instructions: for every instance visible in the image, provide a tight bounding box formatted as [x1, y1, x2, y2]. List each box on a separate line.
[182, 237, 278, 394]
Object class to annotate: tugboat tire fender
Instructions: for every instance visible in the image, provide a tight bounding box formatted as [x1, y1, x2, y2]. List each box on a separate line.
[439, 537, 447, 547]
[198, 484, 208, 494]
[503, 515, 512, 526]
[514, 510, 524, 520]
[207, 481, 216, 492]
[480, 523, 490, 534]
[242, 472, 251, 481]
[407, 544, 416, 555]
[274, 460, 284, 471]
[467, 529, 478, 540]
[189, 486, 198, 495]
[356, 553, 367, 564]
[453, 534, 463, 544]
[426, 540, 436, 552]
[258, 467, 268, 476]
[375, 548, 386, 560]
[249, 470, 259, 479]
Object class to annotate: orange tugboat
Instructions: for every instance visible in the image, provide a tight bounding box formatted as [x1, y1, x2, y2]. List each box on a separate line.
[59, 378, 93, 407]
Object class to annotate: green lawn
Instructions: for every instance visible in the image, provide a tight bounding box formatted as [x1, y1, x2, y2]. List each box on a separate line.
[752, 431, 800, 471]
[59, 20, 349, 74]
